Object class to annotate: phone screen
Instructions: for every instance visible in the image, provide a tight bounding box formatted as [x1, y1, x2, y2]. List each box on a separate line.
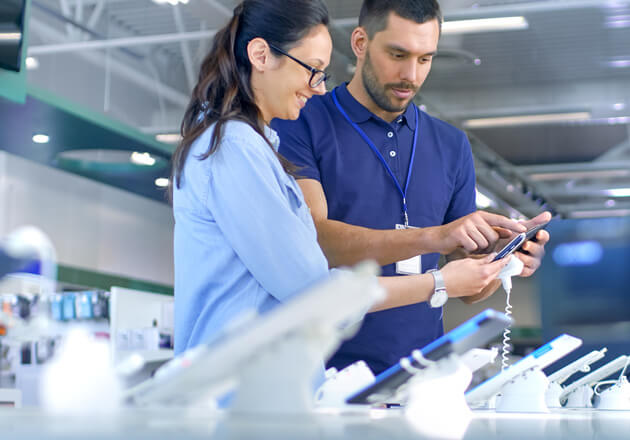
[492, 222, 549, 261]
[492, 232, 526, 261]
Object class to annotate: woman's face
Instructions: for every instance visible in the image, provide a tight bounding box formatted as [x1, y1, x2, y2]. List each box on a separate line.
[257, 24, 332, 122]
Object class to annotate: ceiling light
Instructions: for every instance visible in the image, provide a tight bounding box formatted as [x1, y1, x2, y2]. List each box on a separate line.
[152, 0, 189, 5]
[462, 112, 591, 129]
[613, 102, 626, 111]
[529, 169, 630, 181]
[603, 188, 630, 197]
[155, 178, 170, 188]
[442, 16, 528, 35]
[32, 134, 49, 144]
[607, 59, 630, 68]
[607, 116, 630, 125]
[0, 32, 21, 42]
[155, 133, 182, 144]
[605, 14, 630, 28]
[130, 152, 156, 166]
[569, 209, 630, 219]
[25, 57, 39, 70]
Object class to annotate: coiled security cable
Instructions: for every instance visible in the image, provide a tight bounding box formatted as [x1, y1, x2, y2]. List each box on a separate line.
[502, 290, 513, 371]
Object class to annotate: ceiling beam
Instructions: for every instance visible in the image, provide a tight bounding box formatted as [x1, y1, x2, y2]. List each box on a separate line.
[29, 18, 189, 108]
[86, 0, 105, 30]
[172, 5, 196, 92]
[28, 29, 218, 55]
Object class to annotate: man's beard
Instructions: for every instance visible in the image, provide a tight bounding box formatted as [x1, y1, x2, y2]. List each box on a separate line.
[362, 49, 419, 115]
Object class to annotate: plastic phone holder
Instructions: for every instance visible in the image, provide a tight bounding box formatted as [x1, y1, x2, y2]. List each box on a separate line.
[495, 366, 550, 413]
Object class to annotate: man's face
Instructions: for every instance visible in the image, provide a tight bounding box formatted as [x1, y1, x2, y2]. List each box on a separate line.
[360, 13, 440, 114]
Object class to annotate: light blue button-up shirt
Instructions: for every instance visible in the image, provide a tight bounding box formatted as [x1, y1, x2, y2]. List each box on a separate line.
[173, 120, 329, 354]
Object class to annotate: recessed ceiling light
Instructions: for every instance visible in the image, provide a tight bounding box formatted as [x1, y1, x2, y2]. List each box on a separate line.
[442, 16, 528, 35]
[155, 178, 170, 188]
[32, 134, 50, 144]
[152, 0, 189, 5]
[0, 32, 21, 42]
[603, 187, 630, 197]
[463, 112, 591, 129]
[25, 57, 39, 70]
[607, 59, 630, 68]
[570, 209, 630, 219]
[130, 152, 156, 166]
[155, 133, 182, 144]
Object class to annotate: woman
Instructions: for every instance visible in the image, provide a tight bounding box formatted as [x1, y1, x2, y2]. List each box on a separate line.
[171, 0, 508, 355]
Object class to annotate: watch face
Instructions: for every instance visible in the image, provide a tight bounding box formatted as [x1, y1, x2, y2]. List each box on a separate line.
[430, 290, 448, 308]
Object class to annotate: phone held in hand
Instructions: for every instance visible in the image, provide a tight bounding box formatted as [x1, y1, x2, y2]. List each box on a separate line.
[492, 222, 549, 262]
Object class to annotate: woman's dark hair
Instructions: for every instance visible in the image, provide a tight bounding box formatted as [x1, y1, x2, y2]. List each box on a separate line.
[170, 0, 329, 197]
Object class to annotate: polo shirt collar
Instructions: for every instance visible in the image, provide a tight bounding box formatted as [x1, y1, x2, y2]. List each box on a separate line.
[335, 83, 418, 129]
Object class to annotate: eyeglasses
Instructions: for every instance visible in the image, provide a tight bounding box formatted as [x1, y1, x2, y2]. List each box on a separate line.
[269, 43, 328, 89]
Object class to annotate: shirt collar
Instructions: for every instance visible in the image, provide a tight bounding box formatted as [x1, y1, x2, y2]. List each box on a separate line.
[264, 125, 280, 151]
[334, 83, 418, 129]
[397, 103, 418, 130]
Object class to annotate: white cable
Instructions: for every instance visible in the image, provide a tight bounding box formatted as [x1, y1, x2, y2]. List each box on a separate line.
[502, 290, 513, 371]
[592, 359, 629, 395]
[497, 256, 524, 371]
[618, 357, 630, 380]
[594, 380, 617, 396]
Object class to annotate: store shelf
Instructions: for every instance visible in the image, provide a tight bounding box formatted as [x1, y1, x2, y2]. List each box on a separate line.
[139, 349, 174, 364]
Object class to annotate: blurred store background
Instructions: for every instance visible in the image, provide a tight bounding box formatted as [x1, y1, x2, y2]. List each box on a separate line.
[1, 0, 630, 405]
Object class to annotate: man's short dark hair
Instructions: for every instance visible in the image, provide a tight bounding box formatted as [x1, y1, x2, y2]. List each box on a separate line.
[359, 0, 443, 38]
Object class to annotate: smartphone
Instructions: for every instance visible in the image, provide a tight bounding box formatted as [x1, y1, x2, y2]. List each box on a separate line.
[345, 309, 512, 405]
[492, 222, 548, 262]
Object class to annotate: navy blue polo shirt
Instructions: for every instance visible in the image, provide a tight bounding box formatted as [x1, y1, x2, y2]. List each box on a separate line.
[272, 83, 476, 374]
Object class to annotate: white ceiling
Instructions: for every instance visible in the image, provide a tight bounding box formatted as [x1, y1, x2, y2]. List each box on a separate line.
[23, 0, 630, 217]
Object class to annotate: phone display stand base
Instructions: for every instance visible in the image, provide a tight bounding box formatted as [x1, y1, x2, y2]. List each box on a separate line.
[545, 381, 564, 408]
[315, 361, 375, 408]
[496, 366, 550, 413]
[230, 330, 329, 415]
[565, 385, 594, 408]
[594, 376, 630, 411]
[404, 355, 472, 438]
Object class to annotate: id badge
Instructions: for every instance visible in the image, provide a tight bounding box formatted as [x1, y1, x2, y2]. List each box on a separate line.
[395, 224, 422, 275]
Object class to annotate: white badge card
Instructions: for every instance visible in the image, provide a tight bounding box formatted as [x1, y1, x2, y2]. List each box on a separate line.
[395, 224, 422, 275]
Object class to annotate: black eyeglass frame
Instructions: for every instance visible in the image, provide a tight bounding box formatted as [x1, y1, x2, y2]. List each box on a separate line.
[268, 43, 328, 89]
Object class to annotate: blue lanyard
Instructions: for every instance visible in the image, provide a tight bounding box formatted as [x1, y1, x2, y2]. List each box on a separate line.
[332, 89, 419, 227]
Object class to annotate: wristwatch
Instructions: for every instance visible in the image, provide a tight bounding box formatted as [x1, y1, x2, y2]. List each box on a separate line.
[427, 269, 448, 308]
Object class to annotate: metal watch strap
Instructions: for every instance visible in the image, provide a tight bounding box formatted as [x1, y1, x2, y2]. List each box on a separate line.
[427, 269, 448, 308]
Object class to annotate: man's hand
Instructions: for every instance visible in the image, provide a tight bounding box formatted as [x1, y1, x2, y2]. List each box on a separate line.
[428, 211, 527, 255]
[514, 211, 551, 277]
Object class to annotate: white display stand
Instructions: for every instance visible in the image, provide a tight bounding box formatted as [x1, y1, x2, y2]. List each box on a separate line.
[127, 263, 385, 414]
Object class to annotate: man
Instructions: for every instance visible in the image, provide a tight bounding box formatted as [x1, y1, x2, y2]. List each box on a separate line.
[272, 0, 550, 374]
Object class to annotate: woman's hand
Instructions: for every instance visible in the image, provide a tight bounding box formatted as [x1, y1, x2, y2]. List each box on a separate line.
[440, 253, 509, 300]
